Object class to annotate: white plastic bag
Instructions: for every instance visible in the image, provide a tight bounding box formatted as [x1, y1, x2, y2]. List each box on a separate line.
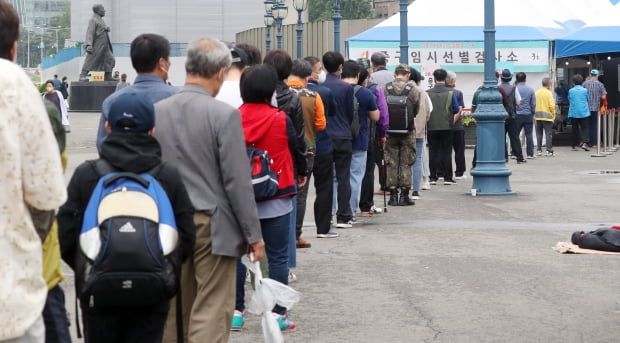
[241, 255, 301, 343]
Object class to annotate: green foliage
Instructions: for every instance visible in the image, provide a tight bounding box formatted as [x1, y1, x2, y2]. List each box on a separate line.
[309, 0, 373, 22]
[461, 113, 476, 126]
[50, 7, 70, 28]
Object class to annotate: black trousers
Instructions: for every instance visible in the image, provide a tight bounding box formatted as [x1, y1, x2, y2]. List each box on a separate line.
[452, 129, 466, 177]
[428, 130, 453, 181]
[81, 302, 169, 343]
[505, 116, 524, 160]
[572, 117, 590, 146]
[332, 139, 353, 222]
[43, 285, 71, 343]
[295, 153, 315, 238]
[312, 153, 333, 235]
[373, 138, 386, 190]
[359, 141, 375, 212]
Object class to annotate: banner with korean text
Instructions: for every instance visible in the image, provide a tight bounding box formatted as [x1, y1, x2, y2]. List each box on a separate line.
[348, 40, 550, 73]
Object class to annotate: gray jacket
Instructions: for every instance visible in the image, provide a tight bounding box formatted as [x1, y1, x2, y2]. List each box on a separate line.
[154, 84, 262, 257]
[369, 68, 395, 89]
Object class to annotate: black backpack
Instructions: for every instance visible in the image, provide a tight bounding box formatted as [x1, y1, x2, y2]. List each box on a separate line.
[366, 83, 379, 143]
[385, 82, 416, 135]
[350, 85, 362, 139]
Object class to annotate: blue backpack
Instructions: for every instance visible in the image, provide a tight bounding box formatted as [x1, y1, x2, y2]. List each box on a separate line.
[247, 146, 279, 201]
[77, 159, 180, 309]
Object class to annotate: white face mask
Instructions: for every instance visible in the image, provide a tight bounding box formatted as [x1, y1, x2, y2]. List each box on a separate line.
[318, 70, 327, 84]
[160, 60, 170, 80]
[270, 91, 278, 107]
[46, 86, 54, 92]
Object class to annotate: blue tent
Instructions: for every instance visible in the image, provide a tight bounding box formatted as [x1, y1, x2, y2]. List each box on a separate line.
[556, 26, 620, 57]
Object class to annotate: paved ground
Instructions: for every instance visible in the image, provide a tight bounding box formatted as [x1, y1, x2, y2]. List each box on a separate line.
[64, 112, 620, 343]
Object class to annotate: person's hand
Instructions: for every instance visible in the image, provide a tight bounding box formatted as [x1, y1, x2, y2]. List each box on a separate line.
[379, 137, 386, 147]
[297, 175, 308, 188]
[248, 239, 265, 263]
[85, 46, 93, 54]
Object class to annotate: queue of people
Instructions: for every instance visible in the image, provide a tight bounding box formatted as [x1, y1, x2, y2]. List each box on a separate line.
[1, 0, 611, 341]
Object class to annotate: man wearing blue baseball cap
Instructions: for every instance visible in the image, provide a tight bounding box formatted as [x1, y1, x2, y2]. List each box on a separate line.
[58, 92, 196, 343]
[583, 69, 607, 146]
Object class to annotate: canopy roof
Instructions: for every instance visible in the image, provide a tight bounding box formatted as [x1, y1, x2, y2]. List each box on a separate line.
[349, 0, 617, 44]
[556, 4, 620, 57]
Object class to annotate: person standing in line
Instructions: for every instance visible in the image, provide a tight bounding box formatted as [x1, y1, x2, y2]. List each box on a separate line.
[568, 74, 591, 151]
[57, 93, 196, 343]
[534, 77, 556, 156]
[154, 38, 265, 343]
[304, 56, 339, 238]
[0, 1, 68, 341]
[445, 71, 465, 179]
[514, 72, 536, 159]
[234, 64, 299, 332]
[426, 68, 460, 185]
[215, 44, 261, 108]
[40, 100, 72, 343]
[263, 49, 308, 283]
[357, 59, 389, 215]
[338, 60, 379, 218]
[322, 51, 355, 228]
[409, 67, 431, 200]
[383, 64, 421, 205]
[43, 80, 71, 132]
[288, 59, 327, 249]
[582, 69, 607, 146]
[368, 51, 394, 88]
[498, 69, 525, 163]
[96, 33, 177, 151]
[368, 52, 395, 193]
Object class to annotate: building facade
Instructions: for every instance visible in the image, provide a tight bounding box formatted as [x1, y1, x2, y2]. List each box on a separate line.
[71, 0, 275, 45]
[9, 0, 69, 26]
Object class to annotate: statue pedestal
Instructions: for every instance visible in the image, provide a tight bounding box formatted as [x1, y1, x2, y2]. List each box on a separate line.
[69, 81, 117, 112]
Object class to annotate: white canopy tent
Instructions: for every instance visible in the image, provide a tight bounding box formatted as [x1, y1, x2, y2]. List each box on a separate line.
[347, 0, 616, 105]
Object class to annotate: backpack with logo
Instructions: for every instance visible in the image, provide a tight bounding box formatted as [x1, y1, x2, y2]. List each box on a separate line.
[385, 82, 416, 135]
[77, 159, 180, 309]
[247, 145, 279, 201]
[350, 85, 362, 139]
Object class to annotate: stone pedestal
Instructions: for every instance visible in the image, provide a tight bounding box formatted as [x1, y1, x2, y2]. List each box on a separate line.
[69, 81, 117, 112]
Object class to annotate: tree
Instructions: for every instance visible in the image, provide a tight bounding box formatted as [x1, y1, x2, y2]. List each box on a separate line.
[309, 0, 373, 22]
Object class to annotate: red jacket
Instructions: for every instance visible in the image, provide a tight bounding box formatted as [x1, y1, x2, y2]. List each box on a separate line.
[239, 102, 296, 199]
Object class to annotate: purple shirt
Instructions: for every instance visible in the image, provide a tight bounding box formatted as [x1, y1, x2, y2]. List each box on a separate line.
[373, 86, 389, 138]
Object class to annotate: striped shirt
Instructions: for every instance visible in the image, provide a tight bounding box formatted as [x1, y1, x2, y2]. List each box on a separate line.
[583, 77, 607, 111]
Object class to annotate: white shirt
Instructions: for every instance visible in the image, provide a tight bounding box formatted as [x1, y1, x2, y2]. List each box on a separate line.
[0, 59, 67, 340]
[215, 80, 242, 109]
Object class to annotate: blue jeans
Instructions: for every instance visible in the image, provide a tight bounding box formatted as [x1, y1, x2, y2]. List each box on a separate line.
[516, 115, 534, 157]
[411, 138, 424, 192]
[288, 196, 296, 269]
[333, 149, 366, 216]
[236, 213, 290, 315]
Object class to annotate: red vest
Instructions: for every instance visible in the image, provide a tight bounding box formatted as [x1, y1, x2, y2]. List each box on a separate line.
[240, 103, 296, 199]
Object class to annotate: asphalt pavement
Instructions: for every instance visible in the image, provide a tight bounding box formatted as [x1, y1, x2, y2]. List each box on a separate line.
[64, 112, 620, 343]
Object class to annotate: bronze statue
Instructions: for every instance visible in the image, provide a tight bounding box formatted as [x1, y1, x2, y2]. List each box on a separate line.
[79, 4, 115, 81]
